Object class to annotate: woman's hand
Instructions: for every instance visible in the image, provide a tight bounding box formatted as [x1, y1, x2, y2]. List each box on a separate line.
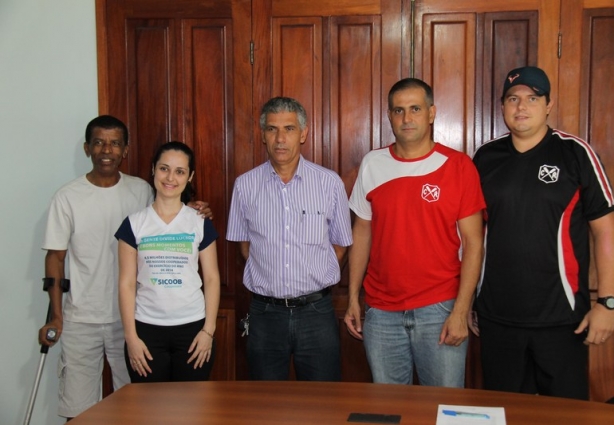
[187, 329, 214, 369]
[126, 335, 153, 377]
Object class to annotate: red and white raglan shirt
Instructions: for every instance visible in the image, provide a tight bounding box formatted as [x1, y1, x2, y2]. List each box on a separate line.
[473, 128, 614, 327]
[349, 143, 485, 311]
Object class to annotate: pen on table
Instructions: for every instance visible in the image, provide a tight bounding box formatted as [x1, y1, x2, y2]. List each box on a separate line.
[442, 410, 490, 419]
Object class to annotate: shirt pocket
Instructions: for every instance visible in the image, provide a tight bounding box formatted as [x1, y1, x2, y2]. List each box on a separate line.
[301, 211, 326, 245]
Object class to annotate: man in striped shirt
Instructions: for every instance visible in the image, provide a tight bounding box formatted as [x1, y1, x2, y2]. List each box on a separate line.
[472, 66, 614, 399]
[227, 97, 352, 381]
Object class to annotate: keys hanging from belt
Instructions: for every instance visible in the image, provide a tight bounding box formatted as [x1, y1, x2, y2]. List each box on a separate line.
[239, 314, 249, 337]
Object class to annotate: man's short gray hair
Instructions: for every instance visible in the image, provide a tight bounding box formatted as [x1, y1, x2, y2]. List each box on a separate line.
[259, 97, 308, 130]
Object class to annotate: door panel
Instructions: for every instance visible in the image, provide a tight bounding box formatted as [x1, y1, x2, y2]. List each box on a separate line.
[580, 10, 614, 184]
[126, 19, 177, 182]
[330, 15, 383, 178]
[420, 13, 476, 154]
[271, 17, 323, 165]
[182, 18, 233, 289]
[252, 0, 404, 383]
[414, 0, 549, 154]
[414, 0, 553, 390]
[570, 4, 614, 403]
[255, 0, 402, 174]
[415, 0, 614, 399]
[98, 0, 250, 383]
[479, 12, 538, 147]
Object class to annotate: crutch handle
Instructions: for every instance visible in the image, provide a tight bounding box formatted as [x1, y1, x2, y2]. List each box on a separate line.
[40, 304, 53, 354]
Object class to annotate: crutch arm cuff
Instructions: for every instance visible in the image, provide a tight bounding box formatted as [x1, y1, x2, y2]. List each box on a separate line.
[42, 278, 70, 292]
[42, 278, 54, 292]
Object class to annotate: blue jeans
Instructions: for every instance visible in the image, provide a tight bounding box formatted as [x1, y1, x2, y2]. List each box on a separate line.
[363, 299, 467, 387]
[247, 293, 341, 381]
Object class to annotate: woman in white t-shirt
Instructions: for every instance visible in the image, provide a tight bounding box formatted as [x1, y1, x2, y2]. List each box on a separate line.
[116, 141, 220, 382]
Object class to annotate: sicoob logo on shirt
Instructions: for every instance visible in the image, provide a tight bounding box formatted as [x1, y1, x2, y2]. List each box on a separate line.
[150, 278, 183, 286]
[421, 184, 440, 202]
[538, 165, 560, 184]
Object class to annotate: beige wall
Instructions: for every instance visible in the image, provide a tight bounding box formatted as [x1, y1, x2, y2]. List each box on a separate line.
[0, 1, 98, 424]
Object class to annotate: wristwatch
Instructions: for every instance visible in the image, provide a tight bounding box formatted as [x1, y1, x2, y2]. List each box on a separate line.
[596, 296, 614, 310]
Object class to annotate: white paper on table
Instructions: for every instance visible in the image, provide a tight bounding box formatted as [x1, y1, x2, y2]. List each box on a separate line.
[436, 404, 506, 425]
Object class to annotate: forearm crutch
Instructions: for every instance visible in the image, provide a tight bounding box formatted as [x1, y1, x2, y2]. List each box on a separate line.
[23, 278, 69, 425]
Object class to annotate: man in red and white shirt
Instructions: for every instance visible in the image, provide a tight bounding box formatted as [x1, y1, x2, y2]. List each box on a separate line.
[345, 78, 485, 387]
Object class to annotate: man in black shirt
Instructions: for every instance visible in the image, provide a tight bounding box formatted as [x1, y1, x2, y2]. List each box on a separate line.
[472, 66, 614, 399]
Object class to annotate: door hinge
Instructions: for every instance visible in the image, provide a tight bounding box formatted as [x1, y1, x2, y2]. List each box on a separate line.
[250, 41, 254, 65]
[557, 32, 562, 59]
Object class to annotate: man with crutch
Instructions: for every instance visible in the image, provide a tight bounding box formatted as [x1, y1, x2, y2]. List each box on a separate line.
[37, 115, 153, 420]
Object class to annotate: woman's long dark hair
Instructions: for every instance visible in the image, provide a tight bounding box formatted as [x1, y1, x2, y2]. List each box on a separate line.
[151, 141, 195, 204]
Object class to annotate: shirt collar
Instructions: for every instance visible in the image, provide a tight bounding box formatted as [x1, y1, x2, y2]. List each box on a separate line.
[265, 155, 305, 183]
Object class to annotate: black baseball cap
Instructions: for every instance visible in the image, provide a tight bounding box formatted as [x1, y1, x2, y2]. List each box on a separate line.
[502, 66, 550, 98]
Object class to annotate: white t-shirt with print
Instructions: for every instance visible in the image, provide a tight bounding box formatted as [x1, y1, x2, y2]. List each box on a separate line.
[116, 204, 217, 326]
[43, 173, 153, 323]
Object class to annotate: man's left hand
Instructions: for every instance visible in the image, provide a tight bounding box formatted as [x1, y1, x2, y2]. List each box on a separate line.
[188, 201, 213, 219]
[575, 304, 614, 345]
[439, 311, 469, 346]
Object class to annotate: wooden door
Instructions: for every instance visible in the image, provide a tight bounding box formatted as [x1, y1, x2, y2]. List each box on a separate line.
[97, 0, 404, 383]
[414, 0, 614, 399]
[414, 0, 559, 156]
[413, 0, 559, 390]
[97, 0, 614, 396]
[97, 0, 252, 381]
[559, 0, 614, 403]
[242, 0, 405, 382]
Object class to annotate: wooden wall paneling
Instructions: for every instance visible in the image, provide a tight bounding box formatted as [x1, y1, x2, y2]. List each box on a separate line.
[579, 3, 614, 403]
[330, 15, 382, 180]
[415, 0, 614, 399]
[96, 0, 110, 115]
[271, 17, 323, 165]
[127, 19, 178, 180]
[251, 0, 273, 167]
[248, 0, 403, 383]
[224, 0, 253, 384]
[557, 0, 584, 136]
[414, 1, 560, 99]
[559, 0, 614, 402]
[260, 0, 403, 177]
[464, 333, 483, 390]
[101, 0, 614, 393]
[590, 338, 614, 402]
[182, 18, 233, 293]
[209, 309, 236, 380]
[479, 12, 538, 148]
[558, 0, 614, 135]
[339, 316, 373, 382]
[419, 13, 476, 155]
[580, 9, 614, 187]
[414, 0, 560, 152]
[98, 0, 249, 384]
[413, 0, 550, 390]
[329, 14, 385, 383]
[272, 0, 380, 17]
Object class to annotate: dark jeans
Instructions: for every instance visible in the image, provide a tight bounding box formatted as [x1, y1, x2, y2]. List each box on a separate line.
[479, 316, 588, 400]
[247, 293, 341, 381]
[125, 318, 215, 383]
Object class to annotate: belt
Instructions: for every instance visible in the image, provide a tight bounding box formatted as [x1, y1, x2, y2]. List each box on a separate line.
[251, 287, 331, 308]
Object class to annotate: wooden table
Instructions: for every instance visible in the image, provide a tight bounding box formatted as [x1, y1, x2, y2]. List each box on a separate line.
[70, 381, 614, 424]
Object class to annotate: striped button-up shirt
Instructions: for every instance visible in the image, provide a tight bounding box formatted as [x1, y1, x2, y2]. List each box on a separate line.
[227, 156, 353, 298]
